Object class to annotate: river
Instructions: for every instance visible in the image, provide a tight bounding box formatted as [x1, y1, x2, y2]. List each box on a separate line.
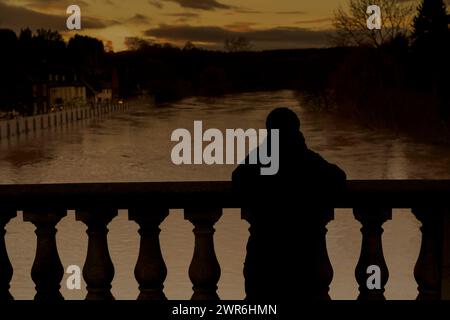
[2, 90, 450, 300]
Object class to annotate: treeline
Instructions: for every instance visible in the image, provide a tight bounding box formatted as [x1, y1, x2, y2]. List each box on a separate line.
[114, 44, 348, 103]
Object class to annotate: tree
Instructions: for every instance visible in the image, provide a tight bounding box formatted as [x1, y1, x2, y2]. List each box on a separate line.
[412, 0, 449, 52]
[224, 37, 253, 52]
[35, 29, 64, 43]
[68, 34, 105, 68]
[183, 41, 197, 51]
[411, 0, 450, 119]
[332, 0, 414, 47]
[0, 29, 18, 54]
[32, 29, 66, 64]
[124, 37, 152, 51]
[0, 29, 20, 112]
[19, 28, 32, 43]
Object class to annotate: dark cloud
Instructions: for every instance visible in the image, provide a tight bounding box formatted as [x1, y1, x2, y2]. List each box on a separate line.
[127, 13, 151, 25]
[165, 12, 200, 18]
[165, 12, 200, 23]
[232, 8, 262, 14]
[295, 18, 332, 25]
[0, 1, 116, 32]
[144, 24, 333, 49]
[276, 11, 306, 15]
[163, 0, 232, 10]
[25, 0, 89, 10]
[224, 22, 257, 32]
[148, 0, 163, 9]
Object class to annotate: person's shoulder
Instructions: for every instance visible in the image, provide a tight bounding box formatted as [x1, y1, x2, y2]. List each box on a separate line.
[306, 149, 347, 180]
[305, 149, 328, 164]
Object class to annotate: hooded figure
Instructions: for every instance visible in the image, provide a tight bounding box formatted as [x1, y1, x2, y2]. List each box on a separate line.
[232, 107, 346, 301]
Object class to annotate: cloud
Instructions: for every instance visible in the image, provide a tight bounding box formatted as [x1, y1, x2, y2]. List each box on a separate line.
[165, 12, 200, 22]
[276, 11, 306, 15]
[232, 8, 262, 14]
[144, 24, 333, 49]
[163, 0, 232, 10]
[148, 0, 163, 9]
[24, 0, 89, 11]
[295, 18, 332, 25]
[224, 22, 257, 32]
[127, 13, 151, 25]
[0, 1, 116, 31]
[165, 12, 200, 17]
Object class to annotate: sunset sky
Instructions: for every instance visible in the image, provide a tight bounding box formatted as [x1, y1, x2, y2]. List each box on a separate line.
[0, 0, 422, 51]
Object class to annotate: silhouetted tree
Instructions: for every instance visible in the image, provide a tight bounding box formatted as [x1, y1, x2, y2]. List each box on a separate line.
[124, 37, 152, 51]
[36, 29, 64, 43]
[0, 29, 18, 55]
[224, 37, 253, 52]
[412, 0, 449, 52]
[0, 29, 19, 112]
[333, 0, 413, 47]
[31, 29, 66, 64]
[19, 28, 32, 43]
[68, 34, 105, 70]
[183, 41, 197, 51]
[411, 0, 450, 119]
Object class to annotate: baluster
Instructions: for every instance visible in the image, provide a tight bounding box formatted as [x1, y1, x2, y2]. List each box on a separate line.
[312, 208, 335, 300]
[353, 207, 392, 300]
[0, 209, 16, 300]
[23, 209, 66, 301]
[185, 208, 222, 300]
[76, 208, 117, 300]
[412, 207, 443, 300]
[129, 207, 169, 300]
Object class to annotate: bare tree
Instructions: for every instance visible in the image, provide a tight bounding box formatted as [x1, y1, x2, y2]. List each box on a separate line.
[332, 0, 414, 47]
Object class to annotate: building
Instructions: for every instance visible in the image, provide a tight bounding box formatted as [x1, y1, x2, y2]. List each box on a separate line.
[47, 73, 87, 111]
[82, 79, 114, 106]
[25, 65, 118, 114]
[29, 68, 87, 114]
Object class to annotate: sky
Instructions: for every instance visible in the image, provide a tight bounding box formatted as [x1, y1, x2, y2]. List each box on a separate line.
[0, 0, 423, 51]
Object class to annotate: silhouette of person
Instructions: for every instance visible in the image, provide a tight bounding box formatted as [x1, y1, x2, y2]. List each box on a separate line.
[232, 107, 346, 301]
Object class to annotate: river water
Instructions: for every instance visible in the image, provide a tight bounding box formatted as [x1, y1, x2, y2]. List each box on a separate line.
[2, 90, 450, 300]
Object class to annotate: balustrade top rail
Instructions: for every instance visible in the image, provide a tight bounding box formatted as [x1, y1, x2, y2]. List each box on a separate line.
[1, 180, 450, 210]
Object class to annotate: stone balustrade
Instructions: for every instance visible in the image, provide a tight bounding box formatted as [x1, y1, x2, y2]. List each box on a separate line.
[0, 180, 449, 300]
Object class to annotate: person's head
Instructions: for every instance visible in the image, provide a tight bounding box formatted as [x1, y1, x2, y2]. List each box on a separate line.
[266, 107, 301, 138]
[265, 107, 305, 154]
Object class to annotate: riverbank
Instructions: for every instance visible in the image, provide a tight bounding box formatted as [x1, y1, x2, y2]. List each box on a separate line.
[0, 102, 138, 140]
